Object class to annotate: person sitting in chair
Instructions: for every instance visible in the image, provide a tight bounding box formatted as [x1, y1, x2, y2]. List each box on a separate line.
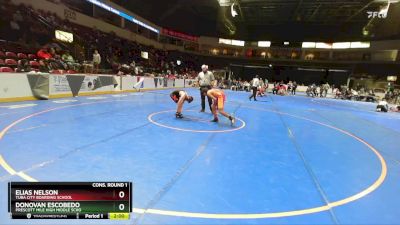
[376, 98, 389, 112]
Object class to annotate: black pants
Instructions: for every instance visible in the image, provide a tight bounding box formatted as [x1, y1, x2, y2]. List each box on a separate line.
[291, 88, 296, 95]
[154, 78, 158, 87]
[376, 105, 388, 112]
[200, 85, 212, 111]
[249, 87, 258, 100]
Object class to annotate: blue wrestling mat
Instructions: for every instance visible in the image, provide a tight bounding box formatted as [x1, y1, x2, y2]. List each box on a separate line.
[0, 89, 399, 225]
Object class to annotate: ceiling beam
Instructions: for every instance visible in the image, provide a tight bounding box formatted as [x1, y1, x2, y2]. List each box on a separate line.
[236, 0, 246, 21]
[159, 0, 184, 21]
[291, 0, 304, 21]
[344, 0, 377, 22]
[307, 4, 322, 21]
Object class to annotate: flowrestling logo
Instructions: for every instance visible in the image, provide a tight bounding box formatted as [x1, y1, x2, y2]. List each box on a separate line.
[367, 0, 396, 19]
[367, 11, 388, 18]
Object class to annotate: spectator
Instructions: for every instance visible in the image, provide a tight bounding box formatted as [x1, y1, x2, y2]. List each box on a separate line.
[10, 19, 19, 30]
[36, 47, 53, 71]
[376, 99, 389, 112]
[277, 82, 287, 96]
[320, 82, 330, 97]
[37, 47, 52, 60]
[244, 81, 250, 92]
[48, 47, 66, 70]
[62, 50, 74, 63]
[258, 79, 266, 97]
[306, 84, 316, 97]
[13, 10, 23, 22]
[390, 105, 400, 112]
[16, 59, 31, 72]
[287, 81, 293, 95]
[272, 82, 279, 95]
[292, 81, 297, 95]
[129, 60, 136, 69]
[92, 49, 101, 74]
[49, 47, 59, 58]
[62, 50, 79, 71]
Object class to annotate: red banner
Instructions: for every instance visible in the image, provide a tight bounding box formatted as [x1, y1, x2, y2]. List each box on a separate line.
[162, 28, 199, 42]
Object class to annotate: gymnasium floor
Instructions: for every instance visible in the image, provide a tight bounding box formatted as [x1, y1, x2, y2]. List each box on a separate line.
[0, 88, 399, 225]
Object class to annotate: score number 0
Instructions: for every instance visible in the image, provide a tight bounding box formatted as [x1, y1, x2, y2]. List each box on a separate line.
[118, 191, 125, 211]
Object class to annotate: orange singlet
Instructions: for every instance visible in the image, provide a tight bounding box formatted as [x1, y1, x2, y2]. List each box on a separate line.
[215, 92, 226, 110]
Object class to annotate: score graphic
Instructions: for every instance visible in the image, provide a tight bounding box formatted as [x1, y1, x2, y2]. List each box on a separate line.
[8, 182, 132, 220]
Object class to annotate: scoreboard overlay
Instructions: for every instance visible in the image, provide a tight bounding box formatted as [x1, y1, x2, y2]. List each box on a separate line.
[8, 182, 132, 220]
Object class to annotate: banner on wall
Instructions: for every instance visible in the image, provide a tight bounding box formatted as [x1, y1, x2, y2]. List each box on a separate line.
[161, 28, 199, 42]
[64, 9, 77, 21]
[51, 75, 71, 93]
[142, 77, 177, 89]
[27, 74, 50, 100]
[66, 75, 85, 96]
[0, 73, 196, 102]
[185, 79, 194, 87]
[81, 75, 117, 92]
[120, 76, 194, 91]
[137, 77, 145, 89]
[50, 75, 118, 96]
[151, 77, 175, 88]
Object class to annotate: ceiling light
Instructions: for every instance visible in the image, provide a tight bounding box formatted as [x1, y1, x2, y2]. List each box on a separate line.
[217, 0, 232, 6]
[302, 42, 316, 48]
[374, 0, 399, 2]
[258, 41, 271, 47]
[231, 3, 238, 17]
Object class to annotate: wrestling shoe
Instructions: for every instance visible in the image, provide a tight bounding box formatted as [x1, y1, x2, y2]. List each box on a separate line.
[211, 118, 219, 123]
[176, 112, 184, 119]
[229, 115, 235, 126]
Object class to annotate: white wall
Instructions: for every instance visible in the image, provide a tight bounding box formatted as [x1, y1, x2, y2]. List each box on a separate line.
[198, 36, 220, 46]
[0, 74, 33, 98]
[0, 73, 193, 102]
[370, 40, 400, 50]
[164, 43, 184, 51]
[371, 50, 398, 61]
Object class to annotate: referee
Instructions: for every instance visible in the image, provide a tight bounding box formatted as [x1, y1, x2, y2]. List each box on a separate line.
[197, 64, 215, 112]
[249, 75, 260, 101]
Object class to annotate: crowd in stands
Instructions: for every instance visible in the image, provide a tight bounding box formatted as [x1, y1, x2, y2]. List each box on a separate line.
[217, 76, 399, 106]
[328, 84, 399, 105]
[0, 0, 199, 78]
[224, 78, 298, 97]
